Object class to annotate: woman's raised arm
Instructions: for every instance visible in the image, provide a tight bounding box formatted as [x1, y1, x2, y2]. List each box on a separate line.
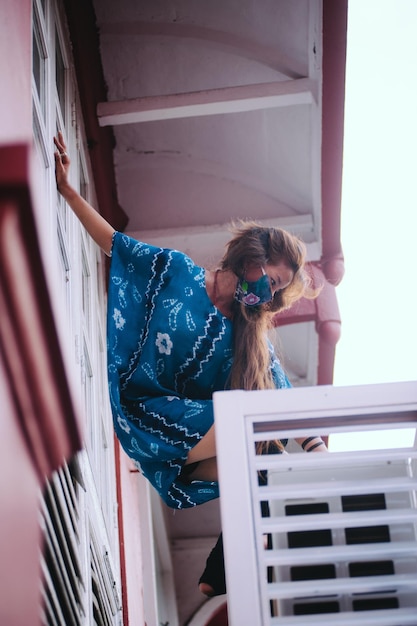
[54, 132, 115, 256]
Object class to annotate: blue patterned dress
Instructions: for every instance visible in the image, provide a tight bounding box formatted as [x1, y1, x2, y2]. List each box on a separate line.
[107, 232, 291, 509]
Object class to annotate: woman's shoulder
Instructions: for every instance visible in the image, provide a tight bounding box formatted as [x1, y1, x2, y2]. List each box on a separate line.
[111, 232, 203, 273]
[111, 231, 159, 256]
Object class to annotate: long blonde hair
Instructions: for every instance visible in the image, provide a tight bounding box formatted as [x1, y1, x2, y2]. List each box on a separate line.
[220, 221, 315, 390]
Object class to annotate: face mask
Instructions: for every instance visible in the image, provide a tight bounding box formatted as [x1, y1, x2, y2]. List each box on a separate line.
[234, 267, 272, 307]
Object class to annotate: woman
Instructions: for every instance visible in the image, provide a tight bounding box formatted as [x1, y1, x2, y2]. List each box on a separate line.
[54, 133, 327, 593]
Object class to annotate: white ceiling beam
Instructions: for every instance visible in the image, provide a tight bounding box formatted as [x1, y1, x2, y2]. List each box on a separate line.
[97, 78, 316, 127]
[127, 215, 321, 268]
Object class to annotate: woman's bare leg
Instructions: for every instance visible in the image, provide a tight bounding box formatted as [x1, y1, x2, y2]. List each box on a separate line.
[185, 457, 218, 482]
[185, 425, 220, 593]
[185, 424, 217, 465]
[183, 424, 218, 480]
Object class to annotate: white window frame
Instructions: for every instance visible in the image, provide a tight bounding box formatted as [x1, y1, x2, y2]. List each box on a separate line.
[32, 1, 122, 624]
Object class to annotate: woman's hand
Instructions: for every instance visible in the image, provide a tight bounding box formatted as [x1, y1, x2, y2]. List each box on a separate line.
[52, 131, 115, 256]
[54, 131, 71, 196]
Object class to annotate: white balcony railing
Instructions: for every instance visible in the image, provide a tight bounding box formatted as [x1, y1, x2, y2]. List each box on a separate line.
[214, 381, 417, 626]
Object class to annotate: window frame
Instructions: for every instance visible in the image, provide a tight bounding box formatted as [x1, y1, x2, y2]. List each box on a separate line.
[32, 2, 122, 624]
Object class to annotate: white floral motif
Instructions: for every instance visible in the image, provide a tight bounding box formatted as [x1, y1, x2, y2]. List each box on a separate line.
[156, 332, 173, 355]
[113, 308, 126, 330]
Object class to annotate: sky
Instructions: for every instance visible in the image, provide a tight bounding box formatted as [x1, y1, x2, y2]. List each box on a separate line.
[333, 0, 417, 387]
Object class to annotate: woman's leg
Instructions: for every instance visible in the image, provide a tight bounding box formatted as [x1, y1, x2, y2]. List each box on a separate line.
[185, 424, 216, 465]
[183, 424, 218, 480]
[184, 425, 222, 593]
[198, 533, 226, 596]
[184, 457, 218, 482]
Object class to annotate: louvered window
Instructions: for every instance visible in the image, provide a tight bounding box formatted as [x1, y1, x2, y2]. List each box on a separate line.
[40, 463, 84, 626]
[214, 382, 417, 625]
[90, 537, 122, 626]
[40, 461, 122, 626]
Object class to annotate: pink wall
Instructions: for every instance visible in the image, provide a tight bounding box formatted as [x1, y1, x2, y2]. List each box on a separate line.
[115, 443, 147, 625]
[0, 3, 69, 622]
[0, 355, 41, 626]
[0, 1, 32, 144]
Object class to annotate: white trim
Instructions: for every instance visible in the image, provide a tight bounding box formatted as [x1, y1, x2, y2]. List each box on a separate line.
[136, 474, 159, 625]
[150, 489, 180, 626]
[308, 0, 323, 251]
[98, 78, 316, 126]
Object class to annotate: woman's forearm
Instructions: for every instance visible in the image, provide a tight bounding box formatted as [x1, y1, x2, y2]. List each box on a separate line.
[59, 182, 115, 256]
[54, 132, 115, 256]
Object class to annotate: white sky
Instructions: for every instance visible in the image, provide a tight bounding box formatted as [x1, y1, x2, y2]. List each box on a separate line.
[333, 0, 417, 387]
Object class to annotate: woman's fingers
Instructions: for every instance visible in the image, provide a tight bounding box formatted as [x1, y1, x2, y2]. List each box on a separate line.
[54, 151, 64, 172]
[57, 130, 66, 150]
[53, 133, 71, 194]
[53, 131, 67, 156]
[54, 133, 70, 170]
[53, 135, 61, 153]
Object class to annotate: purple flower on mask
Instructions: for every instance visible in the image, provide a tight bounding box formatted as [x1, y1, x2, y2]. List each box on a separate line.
[235, 269, 272, 307]
[242, 293, 261, 305]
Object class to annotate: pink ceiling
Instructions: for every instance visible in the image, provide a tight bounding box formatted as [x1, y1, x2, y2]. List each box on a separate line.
[93, 1, 322, 253]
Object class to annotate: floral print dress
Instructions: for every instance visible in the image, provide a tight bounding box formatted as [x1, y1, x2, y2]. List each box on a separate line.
[107, 232, 291, 509]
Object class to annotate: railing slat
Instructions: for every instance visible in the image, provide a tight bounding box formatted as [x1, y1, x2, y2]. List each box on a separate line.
[262, 540, 417, 566]
[270, 607, 417, 626]
[267, 573, 417, 599]
[258, 475, 417, 500]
